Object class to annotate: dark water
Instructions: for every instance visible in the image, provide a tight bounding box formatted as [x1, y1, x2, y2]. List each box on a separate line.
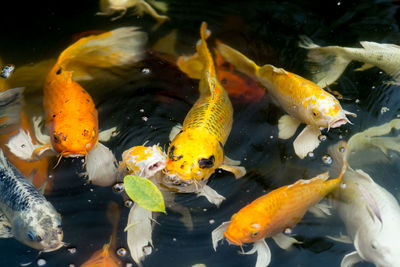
[0, 0, 400, 266]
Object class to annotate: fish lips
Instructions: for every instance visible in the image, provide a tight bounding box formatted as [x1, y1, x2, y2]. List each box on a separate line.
[329, 117, 350, 129]
[224, 231, 242, 246]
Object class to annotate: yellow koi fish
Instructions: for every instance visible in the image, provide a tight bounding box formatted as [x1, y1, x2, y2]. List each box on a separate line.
[299, 36, 400, 87]
[164, 22, 246, 184]
[216, 42, 356, 159]
[212, 141, 347, 267]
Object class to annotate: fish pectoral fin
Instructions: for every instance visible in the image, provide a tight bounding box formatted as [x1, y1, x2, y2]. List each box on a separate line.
[344, 109, 357, 117]
[326, 233, 353, 244]
[98, 127, 119, 142]
[242, 239, 271, 267]
[197, 184, 225, 207]
[223, 155, 241, 166]
[293, 125, 321, 159]
[169, 123, 182, 141]
[211, 222, 230, 251]
[354, 63, 374, 72]
[272, 233, 301, 250]
[85, 143, 118, 187]
[278, 115, 301, 139]
[219, 164, 246, 179]
[340, 251, 363, 267]
[308, 202, 332, 218]
[0, 212, 13, 238]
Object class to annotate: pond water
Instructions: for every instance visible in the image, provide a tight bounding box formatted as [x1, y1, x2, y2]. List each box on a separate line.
[0, 0, 400, 266]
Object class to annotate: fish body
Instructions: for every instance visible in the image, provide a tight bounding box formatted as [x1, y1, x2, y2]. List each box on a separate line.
[225, 171, 342, 245]
[216, 42, 355, 158]
[165, 22, 245, 183]
[0, 149, 63, 251]
[299, 36, 400, 87]
[333, 167, 400, 267]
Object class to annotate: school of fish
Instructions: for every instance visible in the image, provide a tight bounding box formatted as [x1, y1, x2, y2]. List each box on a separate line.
[1, 2, 400, 267]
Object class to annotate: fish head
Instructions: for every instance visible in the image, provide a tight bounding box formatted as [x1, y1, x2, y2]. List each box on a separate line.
[50, 123, 98, 157]
[12, 203, 64, 252]
[303, 93, 352, 129]
[224, 211, 265, 245]
[122, 145, 166, 178]
[164, 131, 223, 184]
[355, 224, 400, 267]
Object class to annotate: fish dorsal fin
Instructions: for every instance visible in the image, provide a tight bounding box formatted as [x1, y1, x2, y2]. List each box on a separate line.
[360, 41, 400, 52]
[216, 42, 259, 78]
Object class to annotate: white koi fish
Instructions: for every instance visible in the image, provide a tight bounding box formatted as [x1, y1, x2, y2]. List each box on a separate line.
[299, 36, 400, 87]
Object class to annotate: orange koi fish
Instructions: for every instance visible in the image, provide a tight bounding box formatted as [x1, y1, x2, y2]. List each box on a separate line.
[164, 22, 246, 185]
[212, 141, 347, 267]
[14, 28, 148, 186]
[80, 202, 122, 267]
[216, 43, 356, 159]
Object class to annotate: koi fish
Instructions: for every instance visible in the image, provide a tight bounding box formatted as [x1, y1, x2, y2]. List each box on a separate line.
[97, 0, 169, 29]
[216, 42, 356, 159]
[332, 167, 400, 267]
[299, 36, 400, 87]
[165, 22, 246, 184]
[11, 27, 147, 186]
[0, 149, 63, 251]
[80, 202, 122, 267]
[212, 141, 347, 267]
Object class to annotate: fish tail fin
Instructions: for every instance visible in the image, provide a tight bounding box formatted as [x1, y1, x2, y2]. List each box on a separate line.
[55, 27, 147, 77]
[216, 42, 259, 78]
[299, 36, 351, 87]
[328, 141, 348, 182]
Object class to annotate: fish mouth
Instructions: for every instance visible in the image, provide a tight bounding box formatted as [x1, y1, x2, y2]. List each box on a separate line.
[224, 232, 242, 246]
[41, 241, 65, 253]
[329, 118, 350, 129]
[61, 152, 86, 158]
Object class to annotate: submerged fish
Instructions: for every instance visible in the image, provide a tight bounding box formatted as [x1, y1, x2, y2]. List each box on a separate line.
[216, 42, 356, 159]
[299, 36, 400, 87]
[0, 149, 63, 251]
[80, 202, 122, 267]
[164, 22, 246, 184]
[332, 167, 400, 267]
[212, 141, 347, 267]
[97, 0, 169, 29]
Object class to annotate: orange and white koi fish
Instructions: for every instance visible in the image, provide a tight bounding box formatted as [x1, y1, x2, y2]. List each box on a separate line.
[97, 0, 169, 29]
[80, 202, 122, 267]
[216, 43, 356, 159]
[212, 141, 347, 267]
[299, 36, 400, 87]
[165, 22, 246, 185]
[8, 28, 147, 187]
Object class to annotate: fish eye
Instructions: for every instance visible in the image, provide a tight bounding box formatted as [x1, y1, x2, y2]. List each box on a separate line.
[251, 231, 259, 238]
[198, 155, 215, 169]
[371, 240, 378, 249]
[27, 231, 35, 241]
[312, 111, 319, 117]
[53, 133, 60, 143]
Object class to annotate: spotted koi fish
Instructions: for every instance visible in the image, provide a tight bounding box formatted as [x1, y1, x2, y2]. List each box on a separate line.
[216, 42, 356, 159]
[164, 22, 245, 184]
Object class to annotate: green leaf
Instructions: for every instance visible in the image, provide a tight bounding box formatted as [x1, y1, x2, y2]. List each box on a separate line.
[123, 175, 166, 213]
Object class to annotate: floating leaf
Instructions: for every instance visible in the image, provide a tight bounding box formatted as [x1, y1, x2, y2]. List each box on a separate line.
[123, 175, 166, 213]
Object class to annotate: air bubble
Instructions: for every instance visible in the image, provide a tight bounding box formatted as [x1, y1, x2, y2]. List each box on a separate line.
[322, 154, 333, 165]
[307, 152, 314, 158]
[69, 264, 75, 267]
[126, 263, 133, 267]
[318, 134, 327, 141]
[209, 219, 215, 224]
[341, 183, 347, 189]
[113, 183, 124, 193]
[124, 200, 134, 208]
[142, 68, 151, 74]
[37, 259, 46, 266]
[117, 247, 128, 257]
